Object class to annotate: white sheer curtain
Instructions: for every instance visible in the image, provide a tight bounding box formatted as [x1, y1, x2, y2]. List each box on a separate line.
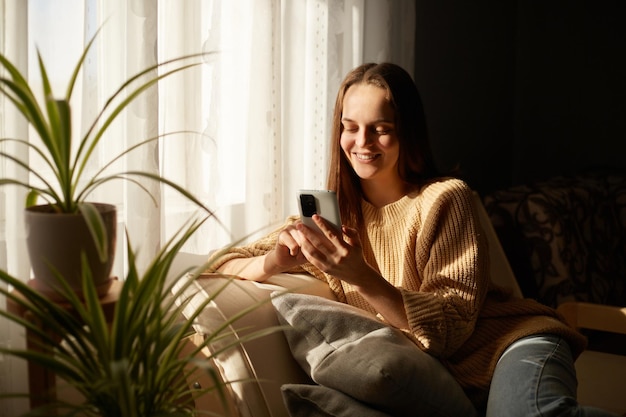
[0, 0, 414, 412]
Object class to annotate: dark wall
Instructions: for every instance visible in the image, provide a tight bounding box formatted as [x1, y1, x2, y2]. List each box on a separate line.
[414, 0, 626, 195]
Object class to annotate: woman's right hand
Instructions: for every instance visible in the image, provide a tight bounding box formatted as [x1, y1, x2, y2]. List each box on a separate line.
[264, 222, 307, 274]
[216, 220, 307, 282]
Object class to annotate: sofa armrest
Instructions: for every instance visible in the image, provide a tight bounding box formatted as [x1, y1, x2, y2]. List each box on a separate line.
[557, 301, 626, 413]
[174, 272, 336, 417]
[557, 302, 626, 335]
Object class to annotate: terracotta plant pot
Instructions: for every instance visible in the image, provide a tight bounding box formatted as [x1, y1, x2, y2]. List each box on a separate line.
[25, 203, 117, 298]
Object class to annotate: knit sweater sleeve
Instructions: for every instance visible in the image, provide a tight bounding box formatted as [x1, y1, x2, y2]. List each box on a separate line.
[401, 180, 489, 358]
[205, 215, 299, 272]
[204, 215, 328, 282]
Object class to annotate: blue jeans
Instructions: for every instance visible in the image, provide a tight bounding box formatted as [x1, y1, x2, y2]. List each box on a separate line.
[486, 334, 621, 417]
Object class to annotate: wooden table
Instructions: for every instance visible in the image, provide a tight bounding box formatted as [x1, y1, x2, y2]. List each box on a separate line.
[6, 278, 122, 410]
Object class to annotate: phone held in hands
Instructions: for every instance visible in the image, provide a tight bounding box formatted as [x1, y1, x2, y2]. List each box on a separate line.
[297, 190, 342, 233]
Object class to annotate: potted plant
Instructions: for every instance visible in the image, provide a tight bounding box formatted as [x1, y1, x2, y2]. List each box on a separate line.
[0, 29, 210, 297]
[0, 216, 277, 416]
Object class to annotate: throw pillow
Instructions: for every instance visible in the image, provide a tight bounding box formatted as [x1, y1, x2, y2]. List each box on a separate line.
[271, 292, 478, 417]
[281, 384, 391, 417]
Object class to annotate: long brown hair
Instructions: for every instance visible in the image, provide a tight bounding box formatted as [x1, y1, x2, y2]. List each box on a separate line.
[326, 62, 438, 229]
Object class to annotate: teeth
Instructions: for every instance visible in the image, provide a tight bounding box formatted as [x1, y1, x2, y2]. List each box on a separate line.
[355, 153, 377, 160]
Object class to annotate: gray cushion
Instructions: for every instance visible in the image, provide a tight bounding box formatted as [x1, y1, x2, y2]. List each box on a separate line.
[271, 292, 478, 417]
[281, 384, 391, 417]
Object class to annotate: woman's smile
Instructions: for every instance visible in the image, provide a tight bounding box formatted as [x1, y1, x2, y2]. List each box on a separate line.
[353, 152, 381, 162]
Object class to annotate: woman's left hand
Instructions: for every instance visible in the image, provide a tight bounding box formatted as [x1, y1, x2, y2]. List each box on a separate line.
[299, 214, 409, 329]
[296, 214, 374, 286]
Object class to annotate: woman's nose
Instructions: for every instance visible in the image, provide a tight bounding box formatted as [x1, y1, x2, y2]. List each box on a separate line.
[355, 129, 374, 147]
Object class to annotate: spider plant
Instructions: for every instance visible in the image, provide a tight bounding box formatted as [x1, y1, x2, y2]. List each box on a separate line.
[0, 216, 280, 416]
[0, 27, 210, 268]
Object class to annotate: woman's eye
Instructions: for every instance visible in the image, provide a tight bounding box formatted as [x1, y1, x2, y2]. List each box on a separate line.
[375, 129, 391, 135]
[342, 126, 358, 133]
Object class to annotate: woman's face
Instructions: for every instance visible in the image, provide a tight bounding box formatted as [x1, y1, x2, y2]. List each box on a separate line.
[340, 83, 401, 190]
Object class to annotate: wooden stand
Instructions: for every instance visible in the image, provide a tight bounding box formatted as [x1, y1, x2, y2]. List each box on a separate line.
[6, 278, 122, 411]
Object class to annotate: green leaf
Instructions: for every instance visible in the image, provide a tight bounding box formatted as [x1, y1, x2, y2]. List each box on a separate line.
[53, 98, 72, 206]
[65, 26, 102, 100]
[78, 202, 109, 262]
[38, 51, 63, 160]
[0, 149, 60, 206]
[25, 190, 39, 207]
[0, 75, 52, 146]
[0, 137, 65, 206]
[0, 53, 51, 141]
[79, 257, 113, 384]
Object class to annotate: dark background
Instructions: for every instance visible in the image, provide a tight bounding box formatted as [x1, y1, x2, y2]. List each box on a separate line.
[413, 0, 626, 195]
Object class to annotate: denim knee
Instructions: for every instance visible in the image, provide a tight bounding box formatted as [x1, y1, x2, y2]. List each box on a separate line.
[485, 334, 619, 417]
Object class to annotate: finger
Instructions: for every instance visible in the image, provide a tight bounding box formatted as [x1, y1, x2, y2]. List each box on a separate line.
[296, 221, 333, 252]
[279, 229, 302, 256]
[312, 214, 342, 241]
[286, 244, 300, 257]
[295, 224, 330, 262]
[287, 227, 306, 248]
[342, 226, 361, 248]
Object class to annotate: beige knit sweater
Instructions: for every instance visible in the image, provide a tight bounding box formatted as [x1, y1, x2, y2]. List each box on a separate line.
[207, 177, 587, 408]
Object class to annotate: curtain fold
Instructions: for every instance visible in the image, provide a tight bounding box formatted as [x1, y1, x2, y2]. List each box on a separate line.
[0, 2, 30, 413]
[0, 1, 414, 411]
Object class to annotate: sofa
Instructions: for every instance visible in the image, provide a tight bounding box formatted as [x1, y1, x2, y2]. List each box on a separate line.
[171, 191, 626, 416]
[483, 171, 626, 413]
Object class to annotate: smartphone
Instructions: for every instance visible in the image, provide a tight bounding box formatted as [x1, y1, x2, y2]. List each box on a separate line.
[297, 190, 342, 233]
